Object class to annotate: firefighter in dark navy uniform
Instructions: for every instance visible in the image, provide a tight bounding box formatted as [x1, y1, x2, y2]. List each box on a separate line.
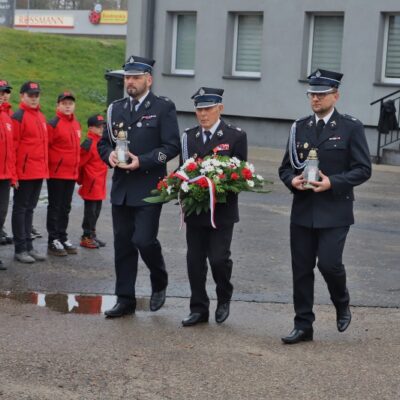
[180, 87, 248, 327]
[279, 69, 371, 344]
[97, 55, 180, 318]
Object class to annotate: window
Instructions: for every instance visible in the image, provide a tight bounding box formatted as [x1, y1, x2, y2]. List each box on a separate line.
[383, 15, 400, 83]
[308, 15, 344, 73]
[232, 14, 263, 77]
[171, 13, 196, 75]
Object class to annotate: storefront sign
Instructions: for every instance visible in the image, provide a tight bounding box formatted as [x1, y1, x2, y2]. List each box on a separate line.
[14, 14, 74, 28]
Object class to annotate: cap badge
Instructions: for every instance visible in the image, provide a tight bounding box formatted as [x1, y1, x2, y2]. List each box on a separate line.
[128, 56, 135, 64]
[199, 88, 205, 96]
[315, 70, 321, 78]
[30, 83, 39, 89]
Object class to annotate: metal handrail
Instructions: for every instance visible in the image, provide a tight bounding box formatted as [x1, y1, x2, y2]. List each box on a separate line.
[370, 89, 400, 106]
[370, 90, 400, 164]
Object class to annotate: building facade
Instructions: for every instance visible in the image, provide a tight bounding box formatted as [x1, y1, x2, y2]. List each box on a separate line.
[126, 0, 400, 156]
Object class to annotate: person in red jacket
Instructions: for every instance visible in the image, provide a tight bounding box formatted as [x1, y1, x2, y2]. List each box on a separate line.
[11, 81, 48, 263]
[0, 80, 14, 249]
[46, 92, 81, 256]
[0, 80, 17, 269]
[78, 114, 108, 249]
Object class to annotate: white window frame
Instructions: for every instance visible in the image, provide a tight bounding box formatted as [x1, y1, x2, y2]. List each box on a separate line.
[307, 14, 344, 75]
[171, 13, 195, 75]
[382, 14, 400, 84]
[232, 13, 262, 78]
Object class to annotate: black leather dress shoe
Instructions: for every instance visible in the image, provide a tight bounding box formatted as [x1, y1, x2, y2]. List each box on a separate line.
[215, 302, 230, 324]
[337, 306, 352, 332]
[182, 312, 209, 327]
[104, 302, 135, 318]
[150, 289, 166, 311]
[281, 328, 313, 344]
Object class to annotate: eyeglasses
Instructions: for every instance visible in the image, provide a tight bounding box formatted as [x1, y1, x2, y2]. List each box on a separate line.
[306, 91, 336, 100]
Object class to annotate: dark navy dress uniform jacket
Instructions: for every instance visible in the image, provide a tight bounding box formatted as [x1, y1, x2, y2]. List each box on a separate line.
[279, 109, 372, 228]
[98, 92, 181, 206]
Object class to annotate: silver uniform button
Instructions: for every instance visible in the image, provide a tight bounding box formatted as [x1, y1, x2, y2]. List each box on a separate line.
[137, 122, 142, 128]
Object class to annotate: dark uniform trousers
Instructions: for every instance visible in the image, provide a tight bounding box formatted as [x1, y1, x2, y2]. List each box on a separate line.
[186, 223, 234, 313]
[12, 179, 43, 253]
[82, 200, 102, 236]
[46, 178, 76, 243]
[290, 223, 350, 330]
[112, 203, 167, 305]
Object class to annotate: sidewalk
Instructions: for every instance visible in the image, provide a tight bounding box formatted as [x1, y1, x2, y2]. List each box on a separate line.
[0, 146, 399, 399]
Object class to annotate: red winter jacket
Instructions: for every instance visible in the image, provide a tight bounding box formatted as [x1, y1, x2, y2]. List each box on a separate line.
[0, 103, 16, 182]
[78, 132, 108, 200]
[47, 111, 81, 180]
[12, 102, 49, 180]
[2, 102, 13, 117]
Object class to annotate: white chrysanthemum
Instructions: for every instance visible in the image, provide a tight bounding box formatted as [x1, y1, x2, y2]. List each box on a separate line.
[166, 186, 173, 195]
[256, 174, 264, 181]
[181, 181, 190, 192]
[200, 168, 206, 174]
[247, 180, 255, 188]
[205, 165, 215, 172]
[216, 168, 223, 175]
[247, 163, 255, 173]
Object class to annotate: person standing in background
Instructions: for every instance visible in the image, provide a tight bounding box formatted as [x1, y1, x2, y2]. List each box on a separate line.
[11, 81, 49, 263]
[46, 91, 81, 257]
[78, 114, 108, 249]
[0, 80, 16, 269]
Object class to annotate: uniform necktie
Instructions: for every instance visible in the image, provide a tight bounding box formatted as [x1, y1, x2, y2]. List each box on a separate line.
[130, 98, 139, 113]
[204, 130, 212, 144]
[316, 119, 325, 139]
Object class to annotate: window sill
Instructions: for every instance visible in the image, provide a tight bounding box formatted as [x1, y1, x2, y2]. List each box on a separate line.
[162, 72, 195, 78]
[373, 81, 400, 88]
[223, 75, 261, 81]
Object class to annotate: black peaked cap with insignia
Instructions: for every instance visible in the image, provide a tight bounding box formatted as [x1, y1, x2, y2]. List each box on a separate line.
[123, 55, 155, 76]
[307, 69, 343, 93]
[191, 87, 224, 108]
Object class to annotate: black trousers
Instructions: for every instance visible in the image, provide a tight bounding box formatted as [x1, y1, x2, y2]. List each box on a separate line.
[46, 179, 75, 244]
[12, 179, 43, 253]
[290, 223, 350, 330]
[0, 179, 10, 232]
[112, 204, 167, 304]
[186, 223, 234, 314]
[82, 200, 102, 236]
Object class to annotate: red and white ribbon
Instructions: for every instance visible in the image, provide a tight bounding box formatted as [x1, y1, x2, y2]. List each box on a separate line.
[175, 171, 217, 229]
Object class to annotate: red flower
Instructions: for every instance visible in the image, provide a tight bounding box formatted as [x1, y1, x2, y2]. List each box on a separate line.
[241, 168, 253, 180]
[231, 172, 239, 181]
[196, 177, 209, 188]
[218, 173, 226, 180]
[186, 162, 198, 172]
[157, 180, 168, 190]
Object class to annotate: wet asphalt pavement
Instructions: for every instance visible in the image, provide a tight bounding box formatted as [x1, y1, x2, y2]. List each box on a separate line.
[0, 147, 399, 399]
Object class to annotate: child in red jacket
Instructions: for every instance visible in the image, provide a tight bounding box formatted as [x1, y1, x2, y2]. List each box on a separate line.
[78, 114, 108, 249]
[47, 92, 81, 256]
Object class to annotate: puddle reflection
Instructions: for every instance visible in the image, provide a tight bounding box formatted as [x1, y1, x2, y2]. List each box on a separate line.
[0, 291, 120, 314]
